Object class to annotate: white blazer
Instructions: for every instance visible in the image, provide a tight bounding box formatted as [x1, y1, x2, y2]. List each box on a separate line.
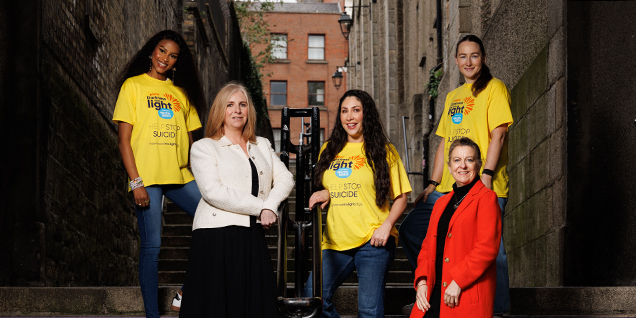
[190, 136, 294, 230]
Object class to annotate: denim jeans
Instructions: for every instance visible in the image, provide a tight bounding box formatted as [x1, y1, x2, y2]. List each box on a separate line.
[398, 192, 510, 314]
[494, 197, 510, 314]
[303, 239, 396, 318]
[135, 180, 201, 318]
[398, 190, 444, 272]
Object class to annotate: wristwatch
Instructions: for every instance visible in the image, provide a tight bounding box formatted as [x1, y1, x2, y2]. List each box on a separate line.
[482, 169, 494, 176]
[428, 180, 440, 187]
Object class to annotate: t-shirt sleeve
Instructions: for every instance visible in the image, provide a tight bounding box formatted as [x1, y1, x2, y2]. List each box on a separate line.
[435, 91, 454, 138]
[487, 80, 513, 132]
[185, 100, 202, 132]
[112, 80, 136, 125]
[387, 145, 413, 199]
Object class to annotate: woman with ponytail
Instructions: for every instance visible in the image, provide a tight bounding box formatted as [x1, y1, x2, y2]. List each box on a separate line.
[303, 89, 412, 318]
[399, 34, 513, 316]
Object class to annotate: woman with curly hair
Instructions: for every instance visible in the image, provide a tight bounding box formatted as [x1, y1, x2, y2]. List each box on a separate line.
[112, 30, 205, 317]
[303, 89, 412, 318]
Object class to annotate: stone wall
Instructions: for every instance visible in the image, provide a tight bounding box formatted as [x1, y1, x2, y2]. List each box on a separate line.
[474, 0, 566, 288]
[0, 0, 245, 286]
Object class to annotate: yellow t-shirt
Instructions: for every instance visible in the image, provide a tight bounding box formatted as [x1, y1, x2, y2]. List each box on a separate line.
[112, 74, 202, 188]
[321, 142, 412, 251]
[436, 78, 513, 197]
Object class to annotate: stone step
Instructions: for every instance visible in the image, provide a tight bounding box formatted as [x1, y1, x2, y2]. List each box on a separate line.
[157, 258, 411, 274]
[3, 287, 635, 317]
[163, 211, 193, 224]
[162, 235, 191, 247]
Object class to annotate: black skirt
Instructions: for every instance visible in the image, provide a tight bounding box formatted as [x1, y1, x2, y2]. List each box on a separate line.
[179, 220, 279, 318]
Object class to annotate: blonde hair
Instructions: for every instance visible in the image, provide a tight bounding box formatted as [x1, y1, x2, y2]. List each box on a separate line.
[205, 82, 257, 142]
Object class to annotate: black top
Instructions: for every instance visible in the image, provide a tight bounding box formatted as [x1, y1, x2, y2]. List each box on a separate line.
[434, 176, 480, 282]
[249, 159, 259, 224]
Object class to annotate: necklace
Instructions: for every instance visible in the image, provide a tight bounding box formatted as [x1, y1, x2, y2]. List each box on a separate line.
[453, 193, 468, 209]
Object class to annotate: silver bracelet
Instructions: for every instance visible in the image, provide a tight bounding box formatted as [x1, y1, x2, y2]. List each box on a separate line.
[130, 177, 144, 190]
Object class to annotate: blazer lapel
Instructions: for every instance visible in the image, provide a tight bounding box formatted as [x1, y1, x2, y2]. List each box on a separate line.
[448, 180, 484, 229]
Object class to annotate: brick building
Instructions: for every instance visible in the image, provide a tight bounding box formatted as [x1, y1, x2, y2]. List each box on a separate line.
[250, 1, 349, 152]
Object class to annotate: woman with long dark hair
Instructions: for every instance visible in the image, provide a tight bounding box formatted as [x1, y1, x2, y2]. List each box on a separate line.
[399, 34, 513, 316]
[304, 89, 412, 317]
[179, 83, 294, 317]
[112, 30, 205, 317]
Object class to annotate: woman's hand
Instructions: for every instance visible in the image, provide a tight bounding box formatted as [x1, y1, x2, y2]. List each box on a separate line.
[415, 281, 431, 312]
[260, 209, 277, 229]
[132, 187, 150, 208]
[481, 174, 493, 190]
[370, 222, 392, 247]
[444, 280, 462, 308]
[308, 189, 330, 210]
[414, 184, 436, 204]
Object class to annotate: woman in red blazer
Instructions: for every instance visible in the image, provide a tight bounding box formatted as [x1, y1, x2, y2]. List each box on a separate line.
[410, 137, 502, 318]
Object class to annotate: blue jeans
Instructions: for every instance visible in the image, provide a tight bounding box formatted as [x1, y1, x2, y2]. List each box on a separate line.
[303, 240, 396, 318]
[135, 180, 201, 318]
[398, 192, 510, 314]
[398, 190, 444, 271]
[494, 197, 510, 314]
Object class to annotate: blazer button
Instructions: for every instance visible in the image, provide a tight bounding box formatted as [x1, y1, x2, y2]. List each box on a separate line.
[259, 171, 263, 175]
[447, 233, 452, 238]
[213, 213, 216, 216]
[444, 258, 450, 263]
[252, 156, 255, 160]
[442, 282, 448, 287]
[260, 190, 264, 194]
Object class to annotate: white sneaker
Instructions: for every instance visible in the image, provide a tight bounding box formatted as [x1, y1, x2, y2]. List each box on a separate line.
[170, 290, 182, 312]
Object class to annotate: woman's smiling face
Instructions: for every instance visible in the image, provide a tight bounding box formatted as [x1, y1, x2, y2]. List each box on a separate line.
[340, 96, 364, 142]
[448, 145, 479, 187]
[148, 39, 180, 79]
[455, 40, 485, 84]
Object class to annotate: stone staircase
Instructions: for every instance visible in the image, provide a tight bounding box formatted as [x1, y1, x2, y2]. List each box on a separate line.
[158, 163, 415, 316]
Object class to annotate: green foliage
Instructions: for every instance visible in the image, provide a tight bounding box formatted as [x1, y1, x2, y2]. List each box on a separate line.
[240, 42, 274, 142]
[426, 68, 443, 99]
[234, 1, 281, 72]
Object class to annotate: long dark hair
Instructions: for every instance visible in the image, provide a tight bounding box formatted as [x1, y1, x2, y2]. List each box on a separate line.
[314, 90, 393, 208]
[116, 30, 206, 115]
[456, 34, 493, 98]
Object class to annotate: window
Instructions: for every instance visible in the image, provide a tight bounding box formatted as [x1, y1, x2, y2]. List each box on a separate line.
[273, 128, 282, 153]
[271, 34, 287, 60]
[270, 81, 287, 106]
[320, 128, 325, 145]
[308, 82, 325, 106]
[308, 35, 325, 60]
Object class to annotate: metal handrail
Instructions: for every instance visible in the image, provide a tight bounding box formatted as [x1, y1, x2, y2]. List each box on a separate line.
[276, 107, 323, 318]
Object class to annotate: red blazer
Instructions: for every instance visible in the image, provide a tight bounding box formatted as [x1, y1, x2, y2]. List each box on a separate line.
[410, 180, 501, 318]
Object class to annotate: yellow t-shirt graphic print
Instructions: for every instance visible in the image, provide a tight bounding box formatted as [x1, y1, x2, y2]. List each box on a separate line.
[112, 74, 202, 188]
[436, 78, 513, 197]
[321, 142, 412, 251]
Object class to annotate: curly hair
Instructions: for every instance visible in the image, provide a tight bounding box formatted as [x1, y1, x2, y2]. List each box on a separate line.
[116, 30, 206, 115]
[314, 90, 393, 208]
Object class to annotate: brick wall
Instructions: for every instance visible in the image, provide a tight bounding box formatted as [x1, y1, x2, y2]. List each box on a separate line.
[0, 0, 244, 286]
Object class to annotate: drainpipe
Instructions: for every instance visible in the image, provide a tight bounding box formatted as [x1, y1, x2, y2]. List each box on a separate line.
[422, 0, 443, 184]
[422, 63, 442, 183]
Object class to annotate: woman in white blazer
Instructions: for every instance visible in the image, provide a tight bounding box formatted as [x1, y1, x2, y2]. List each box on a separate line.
[180, 83, 294, 318]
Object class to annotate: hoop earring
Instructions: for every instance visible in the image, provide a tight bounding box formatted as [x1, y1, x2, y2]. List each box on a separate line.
[148, 55, 152, 71]
[172, 68, 176, 82]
